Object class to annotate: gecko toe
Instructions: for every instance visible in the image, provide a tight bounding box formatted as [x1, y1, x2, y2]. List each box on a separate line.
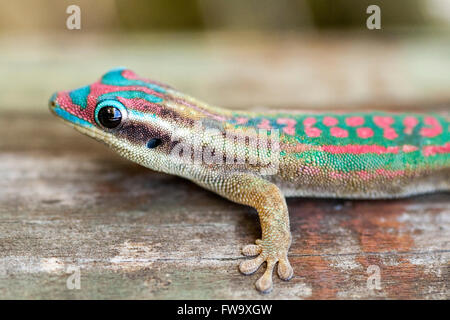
[242, 244, 262, 256]
[277, 256, 294, 280]
[239, 237, 293, 292]
[239, 256, 264, 275]
[255, 260, 275, 293]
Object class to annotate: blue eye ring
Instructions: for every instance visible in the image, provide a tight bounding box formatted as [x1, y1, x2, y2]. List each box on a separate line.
[94, 100, 128, 129]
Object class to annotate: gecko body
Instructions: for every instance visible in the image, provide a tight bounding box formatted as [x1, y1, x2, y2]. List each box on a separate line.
[49, 68, 450, 293]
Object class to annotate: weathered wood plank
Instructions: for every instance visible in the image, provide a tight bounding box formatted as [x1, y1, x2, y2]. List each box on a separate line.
[0, 113, 448, 299]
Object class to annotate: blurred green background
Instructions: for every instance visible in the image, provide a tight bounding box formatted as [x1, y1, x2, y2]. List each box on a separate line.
[1, 0, 449, 31]
[1, 0, 450, 112]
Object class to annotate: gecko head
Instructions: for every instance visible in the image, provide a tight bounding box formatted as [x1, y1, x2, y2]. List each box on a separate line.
[49, 67, 202, 172]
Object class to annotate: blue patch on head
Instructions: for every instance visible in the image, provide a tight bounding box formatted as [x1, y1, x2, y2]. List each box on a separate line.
[69, 85, 90, 110]
[98, 90, 163, 104]
[129, 109, 157, 120]
[53, 107, 94, 128]
[101, 67, 166, 94]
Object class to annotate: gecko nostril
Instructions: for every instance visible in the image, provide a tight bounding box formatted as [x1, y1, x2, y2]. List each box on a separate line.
[48, 93, 58, 109]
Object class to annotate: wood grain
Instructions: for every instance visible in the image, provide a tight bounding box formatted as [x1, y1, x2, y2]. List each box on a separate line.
[0, 112, 448, 299]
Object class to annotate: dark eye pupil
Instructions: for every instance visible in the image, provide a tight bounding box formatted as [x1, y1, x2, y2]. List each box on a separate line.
[98, 106, 122, 128]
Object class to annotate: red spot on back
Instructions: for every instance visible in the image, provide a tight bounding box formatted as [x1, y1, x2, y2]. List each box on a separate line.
[373, 116, 398, 140]
[303, 117, 316, 127]
[277, 118, 296, 135]
[403, 116, 418, 134]
[383, 128, 398, 140]
[356, 127, 374, 139]
[330, 127, 348, 138]
[257, 119, 272, 130]
[420, 116, 443, 138]
[303, 117, 321, 137]
[373, 116, 394, 128]
[305, 127, 322, 137]
[235, 117, 248, 125]
[346, 116, 364, 127]
[323, 116, 338, 126]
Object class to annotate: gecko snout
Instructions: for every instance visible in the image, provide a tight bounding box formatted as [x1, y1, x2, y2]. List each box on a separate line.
[48, 92, 58, 111]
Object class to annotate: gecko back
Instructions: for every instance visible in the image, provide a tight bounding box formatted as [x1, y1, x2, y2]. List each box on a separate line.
[228, 111, 450, 198]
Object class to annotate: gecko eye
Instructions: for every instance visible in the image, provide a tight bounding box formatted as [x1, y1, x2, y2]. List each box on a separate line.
[95, 100, 128, 129]
[98, 106, 122, 128]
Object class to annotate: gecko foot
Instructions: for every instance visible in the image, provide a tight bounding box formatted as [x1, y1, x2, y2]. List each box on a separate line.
[239, 239, 293, 293]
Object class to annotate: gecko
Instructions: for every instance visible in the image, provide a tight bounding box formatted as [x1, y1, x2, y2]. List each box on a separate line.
[49, 67, 450, 293]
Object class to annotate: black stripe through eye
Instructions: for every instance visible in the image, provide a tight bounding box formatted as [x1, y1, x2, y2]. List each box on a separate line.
[147, 138, 162, 149]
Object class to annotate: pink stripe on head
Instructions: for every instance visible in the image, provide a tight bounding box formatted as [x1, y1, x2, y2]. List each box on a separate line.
[89, 83, 165, 99]
[56, 91, 98, 124]
[122, 69, 170, 89]
[117, 97, 162, 114]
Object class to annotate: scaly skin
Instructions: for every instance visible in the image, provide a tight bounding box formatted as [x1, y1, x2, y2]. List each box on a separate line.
[49, 68, 450, 293]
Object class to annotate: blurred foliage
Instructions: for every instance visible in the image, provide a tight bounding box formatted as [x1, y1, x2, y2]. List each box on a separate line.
[114, 0, 445, 31]
[306, 0, 427, 29]
[0, 0, 447, 32]
[116, 0, 204, 30]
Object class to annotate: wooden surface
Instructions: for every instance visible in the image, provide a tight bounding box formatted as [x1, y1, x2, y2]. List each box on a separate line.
[0, 32, 449, 299]
[0, 112, 448, 299]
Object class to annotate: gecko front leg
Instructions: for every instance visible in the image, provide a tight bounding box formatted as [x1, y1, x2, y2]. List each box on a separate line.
[207, 173, 293, 293]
